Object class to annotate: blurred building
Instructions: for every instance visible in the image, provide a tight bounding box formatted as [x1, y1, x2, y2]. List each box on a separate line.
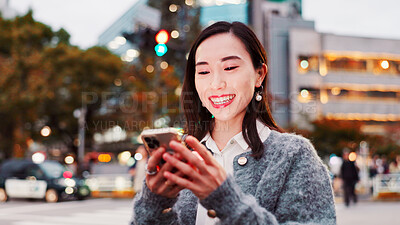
[97, 0, 160, 62]
[198, 0, 249, 26]
[258, 0, 400, 132]
[0, 0, 16, 18]
[288, 29, 400, 130]
[98, 0, 400, 133]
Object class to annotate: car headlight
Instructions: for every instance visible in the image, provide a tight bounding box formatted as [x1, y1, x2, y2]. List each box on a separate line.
[57, 178, 76, 187]
[79, 187, 90, 196]
[65, 178, 76, 187]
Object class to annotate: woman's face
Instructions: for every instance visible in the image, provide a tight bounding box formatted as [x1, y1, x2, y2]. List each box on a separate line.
[194, 33, 264, 123]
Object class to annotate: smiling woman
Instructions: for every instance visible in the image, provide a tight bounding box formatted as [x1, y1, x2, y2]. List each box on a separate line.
[131, 21, 336, 225]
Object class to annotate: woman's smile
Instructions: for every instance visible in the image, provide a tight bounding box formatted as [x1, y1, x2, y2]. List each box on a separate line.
[209, 94, 236, 108]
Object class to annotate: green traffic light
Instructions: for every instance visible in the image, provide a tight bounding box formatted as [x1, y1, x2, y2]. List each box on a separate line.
[154, 44, 168, 56]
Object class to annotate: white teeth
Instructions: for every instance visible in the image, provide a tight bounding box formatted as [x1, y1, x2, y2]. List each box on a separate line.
[210, 95, 235, 105]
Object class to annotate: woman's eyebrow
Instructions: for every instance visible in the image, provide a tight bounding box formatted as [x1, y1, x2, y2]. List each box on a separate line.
[195, 55, 242, 66]
[221, 55, 242, 62]
[195, 61, 208, 66]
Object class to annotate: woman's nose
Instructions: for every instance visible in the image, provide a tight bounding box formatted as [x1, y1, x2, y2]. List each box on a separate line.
[210, 74, 226, 90]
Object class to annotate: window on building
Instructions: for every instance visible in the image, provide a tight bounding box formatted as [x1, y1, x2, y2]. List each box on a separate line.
[297, 87, 319, 102]
[366, 91, 397, 98]
[328, 88, 399, 101]
[298, 55, 319, 74]
[373, 59, 400, 75]
[326, 57, 367, 73]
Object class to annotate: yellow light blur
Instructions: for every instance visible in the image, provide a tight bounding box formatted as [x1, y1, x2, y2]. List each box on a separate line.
[325, 113, 400, 122]
[175, 85, 182, 96]
[32, 152, 45, 164]
[169, 4, 178, 12]
[134, 153, 143, 161]
[146, 65, 154, 73]
[160, 61, 169, 69]
[326, 54, 337, 61]
[115, 176, 126, 191]
[349, 152, 357, 162]
[98, 154, 112, 163]
[114, 79, 122, 86]
[114, 36, 126, 45]
[331, 87, 341, 96]
[40, 126, 51, 137]
[65, 178, 76, 187]
[320, 90, 328, 104]
[26, 138, 34, 147]
[300, 60, 309, 69]
[185, 0, 194, 6]
[319, 61, 328, 76]
[300, 89, 309, 98]
[171, 30, 179, 39]
[65, 187, 74, 195]
[126, 49, 139, 58]
[118, 151, 131, 165]
[380, 60, 389, 69]
[64, 156, 74, 164]
[108, 41, 119, 50]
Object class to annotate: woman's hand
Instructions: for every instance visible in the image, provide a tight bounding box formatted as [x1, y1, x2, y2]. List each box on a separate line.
[162, 135, 227, 200]
[145, 147, 184, 198]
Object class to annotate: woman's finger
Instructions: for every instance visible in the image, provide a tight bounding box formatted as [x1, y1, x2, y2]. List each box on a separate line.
[163, 170, 198, 192]
[165, 185, 184, 198]
[185, 135, 214, 164]
[163, 153, 196, 176]
[169, 141, 209, 174]
[162, 152, 202, 179]
[146, 147, 165, 172]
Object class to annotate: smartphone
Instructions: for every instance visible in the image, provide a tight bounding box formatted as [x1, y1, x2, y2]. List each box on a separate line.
[140, 128, 184, 155]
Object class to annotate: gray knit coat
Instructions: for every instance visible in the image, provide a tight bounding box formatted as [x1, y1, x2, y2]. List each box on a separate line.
[131, 130, 336, 224]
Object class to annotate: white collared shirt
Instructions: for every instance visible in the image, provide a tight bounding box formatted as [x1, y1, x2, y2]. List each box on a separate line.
[195, 120, 271, 225]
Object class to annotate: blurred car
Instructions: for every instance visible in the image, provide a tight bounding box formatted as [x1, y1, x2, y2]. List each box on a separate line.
[0, 159, 90, 203]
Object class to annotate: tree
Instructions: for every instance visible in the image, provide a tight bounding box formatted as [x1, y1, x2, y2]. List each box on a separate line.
[291, 119, 400, 159]
[0, 11, 124, 160]
[120, 0, 201, 130]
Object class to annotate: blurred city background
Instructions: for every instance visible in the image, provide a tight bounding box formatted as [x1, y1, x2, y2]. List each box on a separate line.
[0, 0, 399, 224]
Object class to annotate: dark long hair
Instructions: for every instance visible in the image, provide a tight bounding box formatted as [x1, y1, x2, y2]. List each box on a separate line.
[181, 21, 283, 159]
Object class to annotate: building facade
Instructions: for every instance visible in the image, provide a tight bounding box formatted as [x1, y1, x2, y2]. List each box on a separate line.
[258, 0, 400, 132]
[0, 0, 16, 19]
[198, 0, 249, 26]
[288, 29, 400, 130]
[97, 0, 160, 62]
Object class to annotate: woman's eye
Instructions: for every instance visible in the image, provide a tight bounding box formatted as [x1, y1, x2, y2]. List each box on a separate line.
[198, 71, 209, 75]
[224, 66, 238, 71]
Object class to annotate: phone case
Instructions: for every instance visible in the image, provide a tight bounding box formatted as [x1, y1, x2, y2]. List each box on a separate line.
[140, 128, 183, 154]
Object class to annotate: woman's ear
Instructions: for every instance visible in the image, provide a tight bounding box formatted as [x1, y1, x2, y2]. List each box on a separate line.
[255, 63, 267, 87]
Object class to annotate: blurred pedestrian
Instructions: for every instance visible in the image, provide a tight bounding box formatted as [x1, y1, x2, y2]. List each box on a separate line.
[389, 155, 400, 174]
[340, 150, 359, 207]
[131, 21, 336, 224]
[132, 145, 148, 193]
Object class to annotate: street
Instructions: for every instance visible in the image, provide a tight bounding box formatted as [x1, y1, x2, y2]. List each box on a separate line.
[336, 201, 400, 225]
[0, 198, 132, 225]
[1, 197, 399, 225]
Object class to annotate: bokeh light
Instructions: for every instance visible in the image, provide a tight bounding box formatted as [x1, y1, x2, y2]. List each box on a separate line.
[349, 152, 357, 161]
[380, 60, 389, 69]
[32, 152, 45, 164]
[300, 60, 309, 69]
[40, 126, 51, 137]
[64, 156, 74, 164]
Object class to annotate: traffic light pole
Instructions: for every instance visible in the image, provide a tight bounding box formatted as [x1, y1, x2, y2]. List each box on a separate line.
[153, 57, 162, 127]
[77, 104, 86, 176]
